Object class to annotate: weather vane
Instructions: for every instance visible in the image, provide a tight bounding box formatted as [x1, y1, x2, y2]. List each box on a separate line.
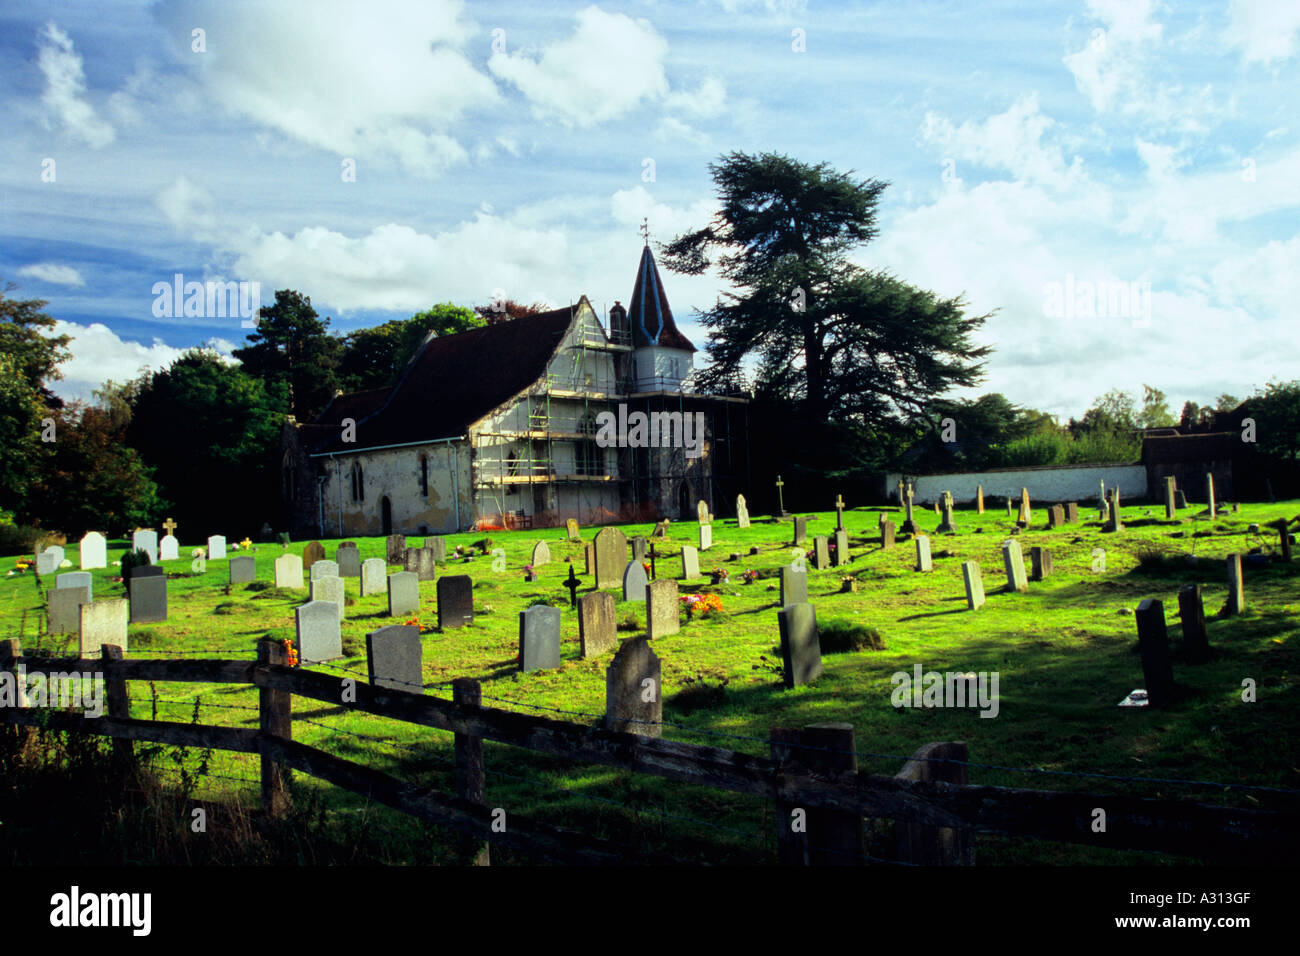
[639, 217, 650, 245]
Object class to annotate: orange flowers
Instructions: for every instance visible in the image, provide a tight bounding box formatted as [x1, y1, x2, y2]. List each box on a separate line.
[282, 638, 300, 668]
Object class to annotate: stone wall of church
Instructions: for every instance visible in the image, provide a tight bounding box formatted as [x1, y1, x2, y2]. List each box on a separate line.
[319, 441, 471, 536]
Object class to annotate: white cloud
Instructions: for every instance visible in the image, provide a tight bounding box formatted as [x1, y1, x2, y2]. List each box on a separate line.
[919, 94, 1082, 189]
[610, 185, 716, 242]
[1224, 0, 1300, 67]
[45, 320, 209, 402]
[16, 263, 85, 287]
[489, 6, 669, 127]
[154, 176, 217, 240]
[666, 76, 727, 118]
[158, 0, 498, 177]
[37, 22, 115, 148]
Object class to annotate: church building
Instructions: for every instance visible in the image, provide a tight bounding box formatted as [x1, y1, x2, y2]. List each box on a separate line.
[279, 243, 749, 537]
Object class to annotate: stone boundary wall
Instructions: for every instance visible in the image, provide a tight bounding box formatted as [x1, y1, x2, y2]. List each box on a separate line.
[885, 462, 1148, 505]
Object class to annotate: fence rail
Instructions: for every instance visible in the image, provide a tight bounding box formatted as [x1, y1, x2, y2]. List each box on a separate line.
[2, 639, 1296, 865]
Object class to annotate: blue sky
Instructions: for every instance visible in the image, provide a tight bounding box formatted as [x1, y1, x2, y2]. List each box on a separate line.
[3, 0, 1298, 418]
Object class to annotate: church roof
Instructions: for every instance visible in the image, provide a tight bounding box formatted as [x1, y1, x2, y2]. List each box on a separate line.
[628, 245, 696, 352]
[309, 304, 577, 453]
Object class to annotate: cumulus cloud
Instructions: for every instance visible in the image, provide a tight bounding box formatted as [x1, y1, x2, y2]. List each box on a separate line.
[44, 320, 226, 402]
[16, 263, 85, 287]
[1224, 0, 1300, 67]
[37, 22, 115, 148]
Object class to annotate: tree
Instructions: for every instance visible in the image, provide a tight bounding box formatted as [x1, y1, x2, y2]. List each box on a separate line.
[1138, 384, 1175, 428]
[914, 393, 1055, 470]
[336, 303, 484, 392]
[232, 289, 340, 420]
[1074, 388, 1138, 435]
[0, 352, 49, 514]
[474, 298, 549, 325]
[1214, 393, 1240, 412]
[0, 281, 71, 407]
[1179, 400, 1202, 428]
[661, 152, 991, 428]
[1252, 380, 1300, 461]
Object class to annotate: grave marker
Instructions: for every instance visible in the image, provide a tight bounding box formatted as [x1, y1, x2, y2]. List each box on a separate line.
[976, 485, 984, 514]
[1177, 584, 1209, 663]
[159, 535, 179, 561]
[791, 516, 807, 546]
[680, 545, 700, 580]
[530, 540, 551, 568]
[593, 528, 628, 589]
[1048, 504, 1065, 529]
[936, 492, 957, 534]
[366, 625, 422, 692]
[403, 547, 437, 581]
[1174, 489, 1188, 510]
[1164, 476, 1177, 520]
[583, 542, 594, 575]
[1029, 546, 1052, 581]
[566, 518, 581, 542]
[1226, 554, 1245, 614]
[128, 566, 167, 622]
[833, 528, 849, 567]
[133, 530, 159, 563]
[275, 553, 304, 589]
[336, 542, 361, 577]
[697, 500, 711, 525]
[961, 561, 984, 611]
[779, 565, 807, 607]
[207, 535, 226, 560]
[1105, 489, 1123, 532]
[622, 561, 648, 604]
[310, 559, 339, 581]
[79, 531, 107, 570]
[229, 555, 256, 585]
[699, 524, 712, 551]
[605, 636, 662, 736]
[437, 575, 474, 629]
[646, 579, 680, 639]
[630, 537, 647, 564]
[881, 520, 896, 550]
[1274, 519, 1293, 562]
[57, 571, 92, 602]
[812, 535, 830, 571]
[310, 575, 345, 621]
[1018, 488, 1031, 525]
[48, 585, 89, 635]
[1001, 540, 1028, 593]
[385, 534, 406, 564]
[736, 494, 750, 528]
[834, 494, 846, 531]
[519, 606, 561, 673]
[1134, 599, 1175, 708]
[1205, 473, 1217, 518]
[360, 558, 386, 596]
[79, 599, 129, 657]
[387, 571, 419, 617]
[901, 484, 921, 535]
[777, 603, 822, 688]
[303, 541, 326, 570]
[426, 537, 447, 562]
[914, 535, 932, 572]
[579, 592, 617, 658]
[1065, 502, 1079, 523]
[296, 600, 343, 663]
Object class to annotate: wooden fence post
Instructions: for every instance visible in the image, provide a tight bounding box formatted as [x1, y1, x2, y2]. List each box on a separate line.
[894, 741, 974, 865]
[258, 640, 292, 817]
[0, 639, 32, 757]
[770, 722, 861, 865]
[101, 644, 135, 777]
[453, 677, 490, 866]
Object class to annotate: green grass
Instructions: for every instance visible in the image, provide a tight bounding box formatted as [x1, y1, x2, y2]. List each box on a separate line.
[3, 499, 1298, 865]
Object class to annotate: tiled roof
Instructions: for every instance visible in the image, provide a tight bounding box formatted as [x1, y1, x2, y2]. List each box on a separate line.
[628, 245, 696, 352]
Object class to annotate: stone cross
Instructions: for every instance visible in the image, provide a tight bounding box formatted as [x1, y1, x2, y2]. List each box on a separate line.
[834, 494, 846, 531]
[775, 474, 786, 515]
[901, 484, 920, 535]
[162, 517, 177, 537]
[564, 565, 581, 608]
[896, 480, 905, 508]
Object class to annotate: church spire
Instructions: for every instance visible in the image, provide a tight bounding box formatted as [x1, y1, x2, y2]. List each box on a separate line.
[626, 242, 696, 352]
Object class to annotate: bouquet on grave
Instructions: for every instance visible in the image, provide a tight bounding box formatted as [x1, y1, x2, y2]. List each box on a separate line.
[680, 592, 724, 619]
[741, 568, 759, 584]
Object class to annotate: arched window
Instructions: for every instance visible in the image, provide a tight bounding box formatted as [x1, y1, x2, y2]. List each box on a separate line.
[351, 461, 364, 502]
[419, 453, 429, 497]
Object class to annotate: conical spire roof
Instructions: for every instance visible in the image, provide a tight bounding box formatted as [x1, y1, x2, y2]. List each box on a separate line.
[627, 244, 695, 352]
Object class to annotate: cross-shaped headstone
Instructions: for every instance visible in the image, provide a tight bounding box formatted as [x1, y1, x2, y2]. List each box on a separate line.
[896, 480, 905, 507]
[775, 475, 786, 515]
[564, 565, 581, 608]
[835, 494, 846, 531]
[162, 517, 177, 537]
[240, 537, 253, 551]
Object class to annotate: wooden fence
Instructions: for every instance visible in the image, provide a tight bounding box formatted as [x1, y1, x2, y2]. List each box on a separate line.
[2, 638, 1296, 865]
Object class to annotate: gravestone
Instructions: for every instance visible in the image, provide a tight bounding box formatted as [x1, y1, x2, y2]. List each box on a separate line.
[736, 494, 750, 528]
[579, 591, 617, 658]
[1019, 488, 1032, 524]
[295, 600, 343, 663]
[914, 535, 932, 572]
[622, 561, 648, 604]
[630, 537, 647, 564]
[159, 535, 179, 561]
[387, 571, 419, 617]
[791, 516, 807, 546]
[563, 519, 580, 543]
[976, 485, 984, 514]
[593, 528, 628, 589]
[1048, 504, 1065, 528]
[680, 545, 700, 580]
[336, 542, 361, 578]
[646, 578, 680, 639]
[57, 571, 93, 602]
[385, 534, 406, 564]
[48, 585, 89, 635]
[229, 555, 256, 585]
[901, 486, 920, 536]
[79, 532, 107, 570]
[1226, 554, 1245, 614]
[652, 520, 670, 538]
[37, 546, 64, 576]
[1065, 502, 1079, 523]
[834, 494, 846, 531]
[128, 566, 167, 623]
[360, 558, 386, 596]
[961, 561, 984, 611]
[1134, 599, 1175, 708]
[1001, 540, 1028, 593]
[812, 536, 830, 571]
[1178, 584, 1209, 662]
[699, 524, 712, 551]
[1029, 546, 1052, 581]
[437, 575, 474, 629]
[896, 479, 906, 508]
[1099, 498, 1110, 523]
[133, 530, 159, 563]
[79, 599, 129, 657]
[126, 563, 162, 596]
[779, 565, 807, 607]
[303, 541, 326, 570]
[881, 520, 896, 550]
[1174, 489, 1188, 510]
[366, 625, 422, 692]
[404, 547, 437, 581]
[584, 542, 595, 575]
[1005, 498, 1014, 518]
[936, 492, 957, 533]
[310, 575, 345, 621]
[697, 500, 711, 525]
[425, 537, 447, 562]
[519, 605, 562, 673]
[605, 637, 662, 736]
[1105, 489, 1123, 532]
[777, 602, 822, 688]
[834, 529, 849, 567]
[1205, 473, 1217, 518]
[530, 540, 551, 568]
[275, 553, 304, 589]
[1164, 476, 1177, 520]
[311, 559, 340, 581]
[207, 535, 226, 560]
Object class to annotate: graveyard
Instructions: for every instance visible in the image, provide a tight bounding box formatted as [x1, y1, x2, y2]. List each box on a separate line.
[4, 492, 1297, 865]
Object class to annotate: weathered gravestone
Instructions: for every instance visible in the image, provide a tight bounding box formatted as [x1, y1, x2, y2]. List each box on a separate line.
[1105, 489, 1123, 532]
[566, 518, 581, 542]
[651, 520, 670, 538]
[778, 602, 822, 688]
[57, 571, 93, 602]
[274, 553, 304, 589]
[881, 520, 896, 550]
[1018, 488, 1032, 525]
[1205, 473, 1217, 519]
[1164, 476, 1178, 520]
[1001, 540, 1028, 593]
[976, 485, 985, 514]
[630, 537, 648, 564]
[336, 542, 361, 578]
[310, 575, 345, 621]
[779, 565, 807, 607]
[1226, 554, 1246, 615]
[579, 591, 617, 658]
[1174, 489, 1188, 510]
[387, 571, 419, 617]
[530, 540, 550, 568]
[295, 600, 343, 663]
[425, 537, 447, 562]
[812, 536, 830, 571]
[914, 535, 932, 572]
[583, 542, 594, 575]
[961, 561, 984, 611]
[622, 561, 648, 604]
[310, 559, 339, 581]
[1029, 546, 1052, 581]
[229, 555, 257, 585]
[936, 493, 957, 534]
[385, 534, 406, 564]
[79, 599, 129, 657]
[698, 524, 712, 551]
[1006, 498, 1015, 518]
[519, 605, 561, 673]
[680, 544, 700, 580]
[48, 585, 89, 635]
[1134, 599, 1175, 708]
[1178, 584, 1209, 662]
[79, 532, 107, 570]
[303, 541, 326, 570]
[403, 547, 437, 581]
[593, 528, 628, 589]
[736, 494, 750, 528]
[159, 535, 179, 561]
[359, 558, 385, 596]
[1065, 502, 1079, 524]
[697, 500, 711, 525]
[129, 566, 167, 623]
[605, 637, 662, 736]
[901, 486, 921, 536]
[1048, 504, 1065, 529]
[37, 546, 65, 575]
[366, 624, 422, 692]
[133, 530, 159, 563]
[791, 516, 808, 546]
[646, 578, 680, 639]
[437, 575, 474, 629]
[834, 529, 849, 567]
[206, 535, 226, 560]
